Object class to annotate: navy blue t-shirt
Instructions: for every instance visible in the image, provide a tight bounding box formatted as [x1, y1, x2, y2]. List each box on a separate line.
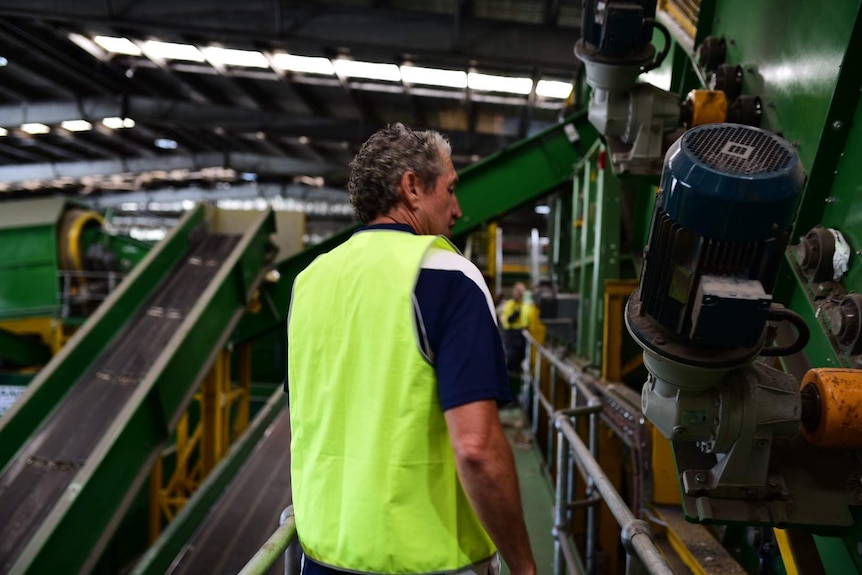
[289, 224, 510, 575]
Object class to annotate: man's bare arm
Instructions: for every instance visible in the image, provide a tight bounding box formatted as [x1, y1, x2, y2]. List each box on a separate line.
[445, 400, 537, 575]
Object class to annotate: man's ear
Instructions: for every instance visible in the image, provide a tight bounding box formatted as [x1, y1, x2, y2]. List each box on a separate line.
[399, 170, 421, 210]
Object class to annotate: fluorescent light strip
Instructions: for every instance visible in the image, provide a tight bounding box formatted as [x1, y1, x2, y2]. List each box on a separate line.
[61, 120, 93, 132]
[202, 46, 269, 68]
[400, 65, 467, 88]
[0, 127, 7, 136]
[272, 53, 334, 75]
[467, 72, 533, 95]
[94, 35, 142, 56]
[536, 79, 573, 99]
[142, 40, 205, 62]
[333, 59, 401, 82]
[21, 123, 50, 135]
[102, 117, 136, 129]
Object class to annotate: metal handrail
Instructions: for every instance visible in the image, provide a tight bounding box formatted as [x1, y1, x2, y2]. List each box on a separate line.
[522, 331, 673, 575]
[555, 415, 673, 575]
[237, 334, 673, 575]
[237, 506, 299, 575]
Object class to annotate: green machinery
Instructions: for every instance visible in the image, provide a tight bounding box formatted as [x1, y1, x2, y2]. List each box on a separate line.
[0, 204, 276, 574]
[0, 198, 150, 377]
[3, 0, 862, 571]
[536, 0, 862, 574]
[0, 113, 602, 574]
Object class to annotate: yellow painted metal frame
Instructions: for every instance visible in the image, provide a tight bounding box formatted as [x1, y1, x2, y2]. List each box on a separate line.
[651, 426, 681, 505]
[487, 221, 498, 290]
[148, 344, 252, 541]
[658, 0, 700, 40]
[601, 279, 640, 381]
[652, 505, 747, 575]
[0, 317, 66, 354]
[65, 210, 104, 271]
[773, 529, 801, 575]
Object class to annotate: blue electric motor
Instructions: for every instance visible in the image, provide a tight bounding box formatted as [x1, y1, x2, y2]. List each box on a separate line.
[628, 123, 804, 355]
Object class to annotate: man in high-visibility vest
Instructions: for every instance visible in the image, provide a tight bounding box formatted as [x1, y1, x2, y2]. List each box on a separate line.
[287, 123, 536, 575]
[500, 282, 531, 376]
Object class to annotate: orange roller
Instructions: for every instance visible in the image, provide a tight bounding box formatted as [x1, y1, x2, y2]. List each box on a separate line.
[686, 90, 728, 127]
[800, 368, 862, 448]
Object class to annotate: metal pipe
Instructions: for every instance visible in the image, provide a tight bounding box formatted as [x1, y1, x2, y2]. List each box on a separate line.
[557, 527, 584, 575]
[567, 494, 602, 510]
[525, 330, 600, 406]
[554, 429, 569, 575]
[522, 339, 533, 413]
[548, 364, 558, 464]
[532, 352, 542, 436]
[555, 415, 674, 575]
[282, 506, 302, 575]
[237, 506, 298, 575]
[567, 392, 577, 525]
[557, 405, 602, 417]
[569, 373, 601, 412]
[586, 409, 599, 575]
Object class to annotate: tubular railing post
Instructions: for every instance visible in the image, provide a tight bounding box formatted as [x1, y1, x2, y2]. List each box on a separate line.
[547, 364, 557, 464]
[585, 403, 600, 575]
[523, 339, 533, 414]
[625, 552, 644, 575]
[281, 506, 301, 575]
[531, 352, 542, 436]
[567, 377, 578, 525]
[553, 423, 569, 575]
[556, 416, 674, 575]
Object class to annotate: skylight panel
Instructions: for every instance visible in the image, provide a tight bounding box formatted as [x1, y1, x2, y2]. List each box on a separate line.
[400, 65, 467, 88]
[536, 79, 573, 99]
[142, 40, 205, 62]
[202, 47, 270, 68]
[467, 72, 533, 95]
[61, 120, 93, 131]
[94, 35, 142, 56]
[333, 59, 401, 82]
[271, 53, 335, 75]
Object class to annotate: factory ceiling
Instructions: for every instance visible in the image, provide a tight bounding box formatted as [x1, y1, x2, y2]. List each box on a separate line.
[0, 0, 582, 215]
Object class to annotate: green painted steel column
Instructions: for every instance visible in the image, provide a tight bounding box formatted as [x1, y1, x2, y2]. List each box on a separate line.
[576, 157, 593, 358]
[568, 176, 581, 293]
[588, 156, 621, 366]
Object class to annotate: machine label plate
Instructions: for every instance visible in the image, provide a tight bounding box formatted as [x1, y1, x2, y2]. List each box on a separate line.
[0, 386, 25, 417]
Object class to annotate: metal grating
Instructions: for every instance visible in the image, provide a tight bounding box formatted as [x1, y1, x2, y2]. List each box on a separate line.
[684, 125, 794, 175]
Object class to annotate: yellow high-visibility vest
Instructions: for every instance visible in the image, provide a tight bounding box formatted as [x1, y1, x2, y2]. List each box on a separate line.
[288, 230, 496, 574]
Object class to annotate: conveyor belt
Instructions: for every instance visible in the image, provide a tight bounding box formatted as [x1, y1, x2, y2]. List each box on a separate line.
[168, 406, 292, 575]
[0, 234, 240, 573]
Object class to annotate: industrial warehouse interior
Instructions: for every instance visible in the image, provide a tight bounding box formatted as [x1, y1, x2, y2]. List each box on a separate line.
[0, 1, 861, 574]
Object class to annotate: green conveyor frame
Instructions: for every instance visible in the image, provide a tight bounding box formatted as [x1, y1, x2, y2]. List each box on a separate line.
[0, 326, 50, 367]
[0, 204, 276, 574]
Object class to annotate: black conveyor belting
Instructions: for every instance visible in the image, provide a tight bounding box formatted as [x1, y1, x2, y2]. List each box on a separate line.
[0, 234, 240, 574]
[169, 407, 293, 575]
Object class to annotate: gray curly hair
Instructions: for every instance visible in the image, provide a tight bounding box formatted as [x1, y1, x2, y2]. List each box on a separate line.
[348, 123, 452, 223]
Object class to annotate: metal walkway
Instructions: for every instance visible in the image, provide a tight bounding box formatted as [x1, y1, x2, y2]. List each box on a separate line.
[501, 407, 556, 575]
